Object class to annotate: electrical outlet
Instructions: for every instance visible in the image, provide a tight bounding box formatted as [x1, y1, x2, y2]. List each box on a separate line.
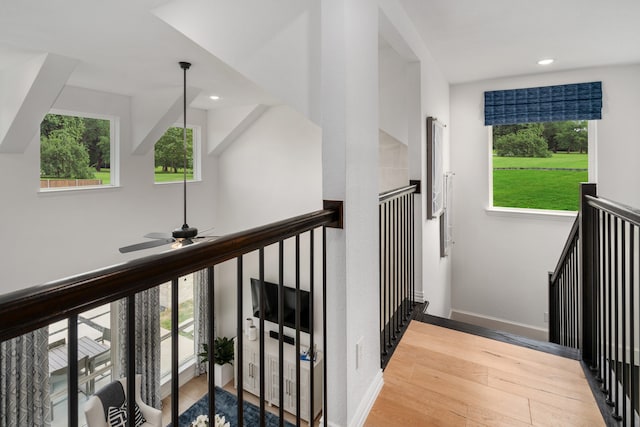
[356, 337, 364, 370]
[544, 312, 549, 323]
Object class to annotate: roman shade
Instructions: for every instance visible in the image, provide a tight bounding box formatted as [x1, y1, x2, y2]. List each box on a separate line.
[484, 81, 602, 125]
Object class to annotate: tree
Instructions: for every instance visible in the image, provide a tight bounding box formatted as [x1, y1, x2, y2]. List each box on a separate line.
[555, 120, 588, 153]
[494, 125, 551, 158]
[154, 127, 193, 173]
[40, 114, 94, 179]
[41, 135, 94, 179]
[81, 118, 110, 171]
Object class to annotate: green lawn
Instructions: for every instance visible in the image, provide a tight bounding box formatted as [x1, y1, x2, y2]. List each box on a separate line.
[43, 167, 194, 186]
[493, 153, 588, 211]
[154, 167, 194, 183]
[94, 170, 110, 185]
[493, 152, 587, 169]
[89, 168, 195, 184]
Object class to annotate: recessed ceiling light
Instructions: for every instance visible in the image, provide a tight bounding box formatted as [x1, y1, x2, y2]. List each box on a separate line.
[209, 95, 221, 100]
[537, 58, 554, 66]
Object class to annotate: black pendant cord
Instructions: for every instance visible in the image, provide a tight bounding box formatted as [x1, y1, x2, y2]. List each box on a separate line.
[180, 61, 190, 230]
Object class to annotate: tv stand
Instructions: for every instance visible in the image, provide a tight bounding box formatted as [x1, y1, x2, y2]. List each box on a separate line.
[234, 332, 323, 422]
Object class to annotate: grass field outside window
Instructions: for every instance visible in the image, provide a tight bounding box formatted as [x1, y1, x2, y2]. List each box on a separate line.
[493, 153, 587, 211]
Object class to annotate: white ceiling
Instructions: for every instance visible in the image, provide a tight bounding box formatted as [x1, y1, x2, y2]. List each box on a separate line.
[0, 0, 639, 111]
[399, 0, 640, 84]
[0, 0, 278, 110]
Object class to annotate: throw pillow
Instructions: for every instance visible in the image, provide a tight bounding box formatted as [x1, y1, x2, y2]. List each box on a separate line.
[107, 402, 146, 427]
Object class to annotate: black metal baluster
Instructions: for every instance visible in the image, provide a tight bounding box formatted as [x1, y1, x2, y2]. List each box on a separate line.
[378, 204, 387, 365]
[614, 218, 621, 417]
[278, 241, 285, 427]
[630, 227, 636, 426]
[621, 222, 627, 424]
[385, 201, 393, 348]
[208, 266, 216, 421]
[309, 230, 315, 427]
[405, 194, 410, 320]
[127, 295, 136, 427]
[403, 194, 408, 321]
[259, 248, 266, 426]
[410, 191, 415, 310]
[171, 278, 179, 427]
[322, 227, 328, 426]
[598, 210, 605, 384]
[607, 213, 613, 403]
[237, 256, 244, 427]
[295, 235, 302, 427]
[68, 314, 78, 427]
[399, 195, 404, 324]
[389, 199, 399, 341]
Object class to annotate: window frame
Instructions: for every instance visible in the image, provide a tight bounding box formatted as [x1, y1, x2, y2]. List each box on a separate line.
[153, 123, 202, 185]
[486, 120, 597, 216]
[39, 109, 119, 192]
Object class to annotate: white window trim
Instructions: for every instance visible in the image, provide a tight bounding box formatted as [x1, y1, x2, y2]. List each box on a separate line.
[154, 123, 202, 185]
[486, 121, 596, 217]
[39, 109, 120, 193]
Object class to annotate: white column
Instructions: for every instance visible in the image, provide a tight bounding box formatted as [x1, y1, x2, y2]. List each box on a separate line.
[320, 0, 380, 425]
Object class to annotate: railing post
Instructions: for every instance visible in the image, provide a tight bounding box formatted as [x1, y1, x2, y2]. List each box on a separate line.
[548, 272, 556, 343]
[580, 182, 597, 365]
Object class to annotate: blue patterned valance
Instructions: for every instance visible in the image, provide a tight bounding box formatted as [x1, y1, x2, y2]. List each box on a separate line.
[484, 81, 602, 125]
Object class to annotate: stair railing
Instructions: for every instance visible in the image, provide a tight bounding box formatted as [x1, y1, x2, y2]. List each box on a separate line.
[548, 215, 581, 347]
[550, 182, 640, 424]
[0, 204, 341, 427]
[379, 181, 420, 369]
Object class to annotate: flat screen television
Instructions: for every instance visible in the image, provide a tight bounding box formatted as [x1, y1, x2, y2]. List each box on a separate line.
[250, 278, 311, 333]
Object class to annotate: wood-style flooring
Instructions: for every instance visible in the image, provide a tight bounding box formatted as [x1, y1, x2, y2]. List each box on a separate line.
[366, 320, 604, 426]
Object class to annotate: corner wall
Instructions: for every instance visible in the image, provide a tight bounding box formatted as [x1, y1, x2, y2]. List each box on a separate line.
[450, 64, 640, 336]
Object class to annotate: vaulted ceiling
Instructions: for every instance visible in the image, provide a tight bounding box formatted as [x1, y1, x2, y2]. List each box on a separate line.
[1, 0, 638, 112]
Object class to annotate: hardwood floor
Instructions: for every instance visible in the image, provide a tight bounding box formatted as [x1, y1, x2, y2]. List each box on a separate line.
[366, 320, 604, 426]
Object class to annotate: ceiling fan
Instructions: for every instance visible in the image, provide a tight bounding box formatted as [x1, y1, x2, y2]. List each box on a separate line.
[119, 61, 207, 254]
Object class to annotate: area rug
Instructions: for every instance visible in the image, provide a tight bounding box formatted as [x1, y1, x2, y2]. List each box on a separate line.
[170, 386, 295, 427]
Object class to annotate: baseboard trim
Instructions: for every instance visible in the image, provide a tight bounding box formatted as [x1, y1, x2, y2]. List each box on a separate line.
[349, 369, 384, 427]
[413, 291, 424, 303]
[449, 309, 548, 342]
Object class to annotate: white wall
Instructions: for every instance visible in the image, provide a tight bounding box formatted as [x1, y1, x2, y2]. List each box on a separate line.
[378, 129, 407, 193]
[0, 85, 217, 295]
[379, 45, 409, 144]
[450, 64, 640, 335]
[212, 105, 322, 340]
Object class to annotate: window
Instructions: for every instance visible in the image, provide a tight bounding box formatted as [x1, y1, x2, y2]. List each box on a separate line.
[49, 304, 112, 426]
[491, 120, 589, 211]
[159, 274, 197, 380]
[40, 112, 116, 190]
[154, 125, 201, 183]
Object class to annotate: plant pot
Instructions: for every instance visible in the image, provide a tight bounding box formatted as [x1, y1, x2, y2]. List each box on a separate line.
[211, 363, 233, 388]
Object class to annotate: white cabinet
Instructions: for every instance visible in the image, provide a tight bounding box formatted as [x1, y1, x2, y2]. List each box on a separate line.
[234, 333, 323, 423]
[235, 339, 260, 396]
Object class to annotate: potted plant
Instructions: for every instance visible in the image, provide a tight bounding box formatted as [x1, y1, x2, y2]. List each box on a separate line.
[199, 337, 234, 387]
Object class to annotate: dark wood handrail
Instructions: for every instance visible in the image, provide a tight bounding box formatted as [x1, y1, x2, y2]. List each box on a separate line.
[585, 194, 640, 227]
[549, 214, 580, 284]
[379, 184, 418, 203]
[0, 207, 340, 343]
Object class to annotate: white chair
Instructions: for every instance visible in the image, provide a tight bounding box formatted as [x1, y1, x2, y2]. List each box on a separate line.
[84, 374, 162, 427]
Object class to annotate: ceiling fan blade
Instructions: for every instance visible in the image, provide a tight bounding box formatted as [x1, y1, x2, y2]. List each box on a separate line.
[119, 238, 175, 253]
[144, 232, 173, 240]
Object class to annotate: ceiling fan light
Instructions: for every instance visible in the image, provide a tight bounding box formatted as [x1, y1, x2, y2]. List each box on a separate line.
[172, 226, 198, 239]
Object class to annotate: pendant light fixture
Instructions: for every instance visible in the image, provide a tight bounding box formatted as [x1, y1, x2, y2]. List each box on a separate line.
[172, 61, 197, 240]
